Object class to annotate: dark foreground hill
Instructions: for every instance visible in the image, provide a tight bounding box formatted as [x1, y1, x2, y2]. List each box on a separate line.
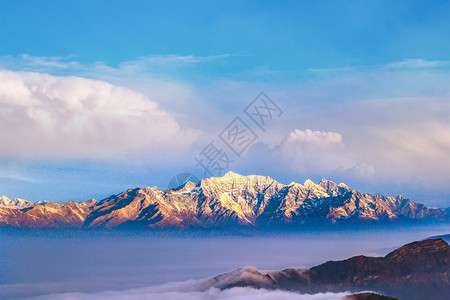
[195, 238, 450, 299]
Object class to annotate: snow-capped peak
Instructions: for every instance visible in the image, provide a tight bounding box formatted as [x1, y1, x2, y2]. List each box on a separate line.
[223, 171, 242, 178]
[0, 196, 34, 209]
[303, 179, 317, 186]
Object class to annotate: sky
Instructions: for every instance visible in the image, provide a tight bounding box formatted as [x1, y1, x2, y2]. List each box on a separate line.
[0, 0, 449, 206]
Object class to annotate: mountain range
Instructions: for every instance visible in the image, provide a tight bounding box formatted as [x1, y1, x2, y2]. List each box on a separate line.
[194, 238, 450, 299]
[0, 172, 448, 228]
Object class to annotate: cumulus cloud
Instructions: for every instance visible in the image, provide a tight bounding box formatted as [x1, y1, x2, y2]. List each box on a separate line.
[1, 55, 450, 204]
[285, 129, 343, 148]
[274, 129, 350, 174]
[245, 128, 379, 185]
[0, 70, 198, 159]
[29, 280, 349, 300]
[0, 54, 207, 142]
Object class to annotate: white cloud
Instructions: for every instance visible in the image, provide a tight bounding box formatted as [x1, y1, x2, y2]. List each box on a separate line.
[1, 55, 450, 204]
[274, 121, 450, 186]
[385, 59, 450, 69]
[0, 172, 36, 183]
[308, 58, 450, 74]
[274, 129, 350, 174]
[285, 129, 343, 148]
[0, 70, 198, 159]
[267, 60, 450, 197]
[0, 54, 234, 73]
[29, 280, 349, 300]
[0, 54, 82, 71]
[118, 54, 236, 71]
[18, 54, 83, 69]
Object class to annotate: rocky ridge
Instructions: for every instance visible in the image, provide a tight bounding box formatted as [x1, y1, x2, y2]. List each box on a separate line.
[0, 172, 448, 228]
[195, 238, 450, 299]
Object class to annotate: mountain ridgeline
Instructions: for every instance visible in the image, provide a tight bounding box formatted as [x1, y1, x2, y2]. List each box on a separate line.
[195, 238, 450, 299]
[0, 172, 448, 229]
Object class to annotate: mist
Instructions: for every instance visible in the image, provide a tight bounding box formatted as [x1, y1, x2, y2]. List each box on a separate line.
[1, 225, 448, 299]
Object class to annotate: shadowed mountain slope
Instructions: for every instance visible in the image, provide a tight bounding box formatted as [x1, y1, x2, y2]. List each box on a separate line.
[195, 238, 449, 299]
[1, 172, 448, 228]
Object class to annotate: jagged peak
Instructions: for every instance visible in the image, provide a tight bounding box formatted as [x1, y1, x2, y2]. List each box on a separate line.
[1, 172, 448, 229]
[171, 181, 197, 192]
[303, 179, 319, 187]
[304, 179, 314, 185]
[35, 200, 50, 205]
[140, 186, 162, 194]
[319, 179, 351, 191]
[204, 171, 277, 184]
[203, 171, 244, 182]
[319, 178, 329, 184]
[222, 171, 245, 179]
[83, 199, 97, 205]
[319, 178, 337, 187]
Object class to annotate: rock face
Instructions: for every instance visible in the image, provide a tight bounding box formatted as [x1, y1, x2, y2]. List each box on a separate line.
[197, 238, 450, 300]
[0, 172, 448, 228]
[0, 200, 96, 228]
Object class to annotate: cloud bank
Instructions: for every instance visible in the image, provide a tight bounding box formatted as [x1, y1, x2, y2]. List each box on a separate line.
[1, 55, 450, 205]
[285, 129, 343, 148]
[274, 128, 350, 175]
[30, 280, 348, 300]
[0, 70, 197, 159]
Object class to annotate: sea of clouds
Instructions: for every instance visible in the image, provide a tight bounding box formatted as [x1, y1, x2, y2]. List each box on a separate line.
[28, 280, 349, 300]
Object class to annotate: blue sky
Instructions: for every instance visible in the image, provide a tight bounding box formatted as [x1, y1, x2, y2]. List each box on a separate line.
[3, 1, 450, 72]
[1, 1, 450, 206]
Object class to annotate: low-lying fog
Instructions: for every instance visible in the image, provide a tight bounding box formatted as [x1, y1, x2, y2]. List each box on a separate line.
[1, 224, 448, 299]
